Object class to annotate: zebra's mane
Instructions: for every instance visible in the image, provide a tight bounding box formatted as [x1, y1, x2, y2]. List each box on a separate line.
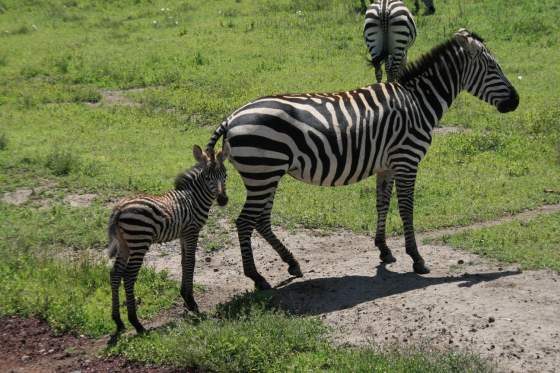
[174, 163, 204, 190]
[397, 38, 459, 84]
[397, 32, 485, 84]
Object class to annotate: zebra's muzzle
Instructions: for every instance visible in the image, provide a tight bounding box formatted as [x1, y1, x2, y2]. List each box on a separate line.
[497, 90, 519, 113]
[217, 194, 229, 207]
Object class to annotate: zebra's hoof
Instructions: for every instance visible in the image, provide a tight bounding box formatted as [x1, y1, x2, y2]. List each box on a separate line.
[413, 262, 430, 274]
[288, 264, 303, 278]
[255, 279, 272, 291]
[185, 300, 199, 314]
[380, 253, 397, 264]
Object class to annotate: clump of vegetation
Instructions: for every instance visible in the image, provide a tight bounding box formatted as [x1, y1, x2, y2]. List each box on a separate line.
[111, 293, 494, 372]
[45, 149, 80, 176]
[0, 133, 7, 150]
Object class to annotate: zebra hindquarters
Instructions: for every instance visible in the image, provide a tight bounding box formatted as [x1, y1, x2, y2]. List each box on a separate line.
[228, 139, 294, 289]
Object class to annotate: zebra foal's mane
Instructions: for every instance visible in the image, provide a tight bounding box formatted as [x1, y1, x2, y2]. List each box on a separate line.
[397, 31, 485, 84]
[174, 164, 204, 190]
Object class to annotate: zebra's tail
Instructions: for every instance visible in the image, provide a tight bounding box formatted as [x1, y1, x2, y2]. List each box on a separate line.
[107, 209, 125, 259]
[206, 120, 228, 154]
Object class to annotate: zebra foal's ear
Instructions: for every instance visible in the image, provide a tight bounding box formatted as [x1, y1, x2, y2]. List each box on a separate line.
[193, 145, 207, 163]
[455, 28, 480, 57]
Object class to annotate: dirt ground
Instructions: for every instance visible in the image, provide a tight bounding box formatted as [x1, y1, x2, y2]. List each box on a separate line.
[0, 316, 185, 373]
[145, 205, 560, 373]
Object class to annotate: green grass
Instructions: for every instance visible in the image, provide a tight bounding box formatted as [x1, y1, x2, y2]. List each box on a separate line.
[0, 202, 179, 337]
[0, 0, 558, 369]
[110, 294, 493, 373]
[0, 0, 559, 236]
[427, 212, 560, 271]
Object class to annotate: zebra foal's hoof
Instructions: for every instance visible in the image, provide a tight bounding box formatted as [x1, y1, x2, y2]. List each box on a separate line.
[413, 262, 431, 274]
[288, 263, 303, 278]
[380, 252, 397, 264]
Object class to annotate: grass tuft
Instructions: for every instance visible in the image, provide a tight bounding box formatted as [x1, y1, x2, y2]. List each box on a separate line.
[45, 149, 80, 176]
[0, 133, 7, 150]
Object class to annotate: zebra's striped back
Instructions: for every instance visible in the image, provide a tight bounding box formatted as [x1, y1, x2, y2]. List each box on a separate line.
[364, 0, 417, 82]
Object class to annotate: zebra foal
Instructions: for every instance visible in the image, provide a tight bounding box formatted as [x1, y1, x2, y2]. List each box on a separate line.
[107, 145, 228, 340]
[206, 29, 519, 291]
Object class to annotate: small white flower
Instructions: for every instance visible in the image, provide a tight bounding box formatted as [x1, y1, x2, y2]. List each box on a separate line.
[517, 75, 523, 80]
[175, 20, 179, 25]
[296, 10, 303, 16]
[166, 8, 170, 11]
[161, 7, 165, 11]
[31, 24, 38, 30]
[153, 20, 158, 24]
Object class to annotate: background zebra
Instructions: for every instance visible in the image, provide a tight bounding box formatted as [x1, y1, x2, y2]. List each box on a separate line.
[107, 145, 228, 341]
[207, 29, 518, 291]
[364, 0, 417, 83]
[415, 0, 435, 15]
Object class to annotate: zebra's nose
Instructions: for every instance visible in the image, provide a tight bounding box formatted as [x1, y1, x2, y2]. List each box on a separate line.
[497, 89, 519, 113]
[217, 194, 228, 206]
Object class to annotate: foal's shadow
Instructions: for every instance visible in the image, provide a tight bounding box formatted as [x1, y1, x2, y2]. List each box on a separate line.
[270, 264, 521, 315]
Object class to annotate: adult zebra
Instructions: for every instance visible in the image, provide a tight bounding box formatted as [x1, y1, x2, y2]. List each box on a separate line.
[364, 0, 417, 83]
[207, 29, 519, 290]
[107, 145, 228, 340]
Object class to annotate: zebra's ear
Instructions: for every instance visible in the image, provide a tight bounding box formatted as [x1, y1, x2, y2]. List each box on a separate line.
[193, 145, 206, 163]
[455, 29, 479, 57]
[218, 142, 230, 163]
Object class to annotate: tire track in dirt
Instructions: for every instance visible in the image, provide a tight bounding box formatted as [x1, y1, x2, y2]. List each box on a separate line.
[144, 203, 560, 373]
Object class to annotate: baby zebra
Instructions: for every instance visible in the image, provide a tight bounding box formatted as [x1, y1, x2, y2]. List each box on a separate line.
[107, 145, 229, 340]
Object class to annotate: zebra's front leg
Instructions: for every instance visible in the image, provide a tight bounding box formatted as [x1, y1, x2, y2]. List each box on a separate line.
[180, 227, 200, 313]
[256, 197, 302, 278]
[375, 172, 396, 264]
[123, 248, 148, 334]
[394, 172, 430, 274]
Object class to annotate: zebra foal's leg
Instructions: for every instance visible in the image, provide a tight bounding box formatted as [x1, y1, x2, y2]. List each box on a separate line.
[394, 172, 430, 274]
[255, 194, 302, 278]
[180, 227, 200, 313]
[109, 251, 128, 342]
[123, 246, 148, 334]
[375, 172, 396, 264]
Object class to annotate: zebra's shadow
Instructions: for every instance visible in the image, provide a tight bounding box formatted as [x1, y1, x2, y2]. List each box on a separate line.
[270, 264, 521, 316]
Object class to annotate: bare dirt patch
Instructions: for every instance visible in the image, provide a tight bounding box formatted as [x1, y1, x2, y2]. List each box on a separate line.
[433, 125, 470, 134]
[0, 316, 182, 373]
[86, 88, 145, 108]
[63, 193, 98, 208]
[144, 205, 560, 373]
[2, 188, 33, 205]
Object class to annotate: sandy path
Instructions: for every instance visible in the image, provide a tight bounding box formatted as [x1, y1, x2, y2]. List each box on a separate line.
[145, 205, 560, 373]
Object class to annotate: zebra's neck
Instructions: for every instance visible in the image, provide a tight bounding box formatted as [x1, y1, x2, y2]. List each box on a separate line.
[175, 166, 215, 210]
[399, 40, 467, 132]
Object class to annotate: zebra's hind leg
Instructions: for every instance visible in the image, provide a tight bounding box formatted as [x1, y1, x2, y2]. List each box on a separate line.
[374, 60, 383, 83]
[375, 172, 396, 264]
[123, 247, 148, 334]
[236, 178, 287, 290]
[394, 172, 430, 274]
[109, 251, 128, 344]
[255, 194, 302, 278]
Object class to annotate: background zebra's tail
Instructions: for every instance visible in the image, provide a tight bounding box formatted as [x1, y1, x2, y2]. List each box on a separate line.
[206, 120, 228, 154]
[107, 209, 123, 258]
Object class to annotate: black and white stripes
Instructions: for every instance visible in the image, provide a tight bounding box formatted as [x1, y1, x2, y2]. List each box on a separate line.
[107, 145, 228, 339]
[207, 29, 518, 290]
[364, 0, 417, 83]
